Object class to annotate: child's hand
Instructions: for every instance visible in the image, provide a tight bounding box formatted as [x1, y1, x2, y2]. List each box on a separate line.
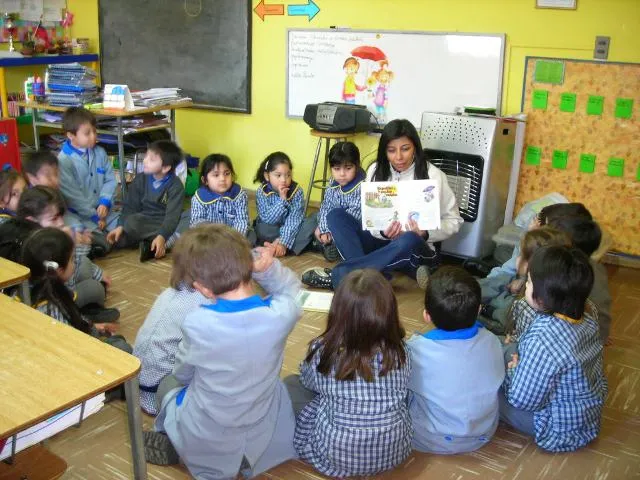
[383, 220, 402, 240]
[94, 322, 118, 335]
[504, 334, 513, 344]
[508, 278, 525, 294]
[319, 232, 332, 244]
[97, 219, 106, 231]
[252, 246, 275, 273]
[314, 227, 322, 242]
[151, 235, 166, 259]
[266, 238, 287, 257]
[507, 353, 519, 369]
[107, 226, 124, 245]
[278, 185, 289, 200]
[405, 218, 427, 239]
[102, 274, 112, 289]
[96, 205, 109, 219]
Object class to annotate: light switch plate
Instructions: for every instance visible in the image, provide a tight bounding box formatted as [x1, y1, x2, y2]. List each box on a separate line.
[594, 36, 610, 60]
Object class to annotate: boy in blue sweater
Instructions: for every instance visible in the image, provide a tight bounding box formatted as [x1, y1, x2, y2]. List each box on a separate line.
[407, 266, 505, 454]
[107, 140, 189, 262]
[58, 107, 119, 256]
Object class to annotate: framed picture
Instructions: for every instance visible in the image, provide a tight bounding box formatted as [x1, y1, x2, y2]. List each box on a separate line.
[536, 0, 577, 9]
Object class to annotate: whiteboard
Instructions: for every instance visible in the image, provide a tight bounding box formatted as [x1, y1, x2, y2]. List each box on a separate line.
[287, 29, 505, 126]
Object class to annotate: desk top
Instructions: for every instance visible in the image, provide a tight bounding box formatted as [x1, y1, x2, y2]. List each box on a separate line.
[0, 53, 99, 68]
[0, 257, 30, 289]
[17, 101, 193, 117]
[0, 294, 140, 438]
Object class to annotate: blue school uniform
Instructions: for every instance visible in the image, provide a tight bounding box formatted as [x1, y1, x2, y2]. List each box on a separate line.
[0, 208, 15, 225]
[317, 170, 365, 234]
[407, 323, 505, 454]
[58, 140, 119, 231]
[190, 183, 250, 235]
[154, 260, 302, 478]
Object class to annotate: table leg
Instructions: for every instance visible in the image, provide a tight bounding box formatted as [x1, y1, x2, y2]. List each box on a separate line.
[305, 137, 323, 214]
[20, 280, 31, 306]
[124, 377, 147, 480]
[321, 138, 331, 203]
[0, 68, 8, 118]
[32, 108, 40, 151]
[117, 117, 126, 198]
[170, 109, 176, 141]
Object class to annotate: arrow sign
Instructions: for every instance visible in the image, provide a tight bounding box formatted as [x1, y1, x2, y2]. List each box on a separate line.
[287, 0, 320, 21]
[254, 0, 285, 21]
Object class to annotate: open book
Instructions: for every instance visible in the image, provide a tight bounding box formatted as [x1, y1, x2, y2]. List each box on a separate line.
[296, 290, 334, 313]
[361, 180, 441, 232]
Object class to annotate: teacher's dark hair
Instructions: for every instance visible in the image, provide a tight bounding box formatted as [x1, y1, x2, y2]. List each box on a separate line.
[371, 119, 429, 181]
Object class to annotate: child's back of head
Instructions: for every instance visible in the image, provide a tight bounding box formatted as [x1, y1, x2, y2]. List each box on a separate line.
[21, 227, 90, 333]
[517, 227, 572, 277]
[309, 269, 406, 382]
[171, 223, 252, 295]
[22, 151, 59, 187]
[62, 106, 96, 134]
[425, 266, 480, 331]
[539, 202, 592, 226]
[547, 217, 602, 257]
[527, 246, 594, 320]
[147, 140, 183, 173]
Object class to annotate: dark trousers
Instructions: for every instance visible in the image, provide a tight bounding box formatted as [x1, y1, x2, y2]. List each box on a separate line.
[327, 208, 438, 289]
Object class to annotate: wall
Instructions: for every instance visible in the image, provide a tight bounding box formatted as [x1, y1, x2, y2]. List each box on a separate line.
[17, 0, 640, 199]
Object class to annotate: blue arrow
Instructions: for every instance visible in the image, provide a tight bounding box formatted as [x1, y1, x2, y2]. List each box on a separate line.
[287, 0, 320, 21]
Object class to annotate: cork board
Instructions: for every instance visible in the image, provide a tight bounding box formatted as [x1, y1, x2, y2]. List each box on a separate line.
[517, 57, 640, 255]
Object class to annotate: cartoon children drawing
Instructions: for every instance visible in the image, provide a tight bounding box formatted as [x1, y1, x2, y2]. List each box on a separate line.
[369, 62, 394, 122]
[342, 57, 365, 104]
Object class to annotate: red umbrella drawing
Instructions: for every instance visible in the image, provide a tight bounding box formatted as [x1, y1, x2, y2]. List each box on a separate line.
[350, 46, 387, 62]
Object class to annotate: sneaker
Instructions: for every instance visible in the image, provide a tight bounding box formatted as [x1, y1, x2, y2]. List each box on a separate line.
[416, 265, 430, 290]
[80, 305, 121, 323]
[322, 243, 341, 263]
[143, 431, 180, 465]
[302, 267, 333, 290]
[139, 239, 154, 263]
[88, 244, 107, 260]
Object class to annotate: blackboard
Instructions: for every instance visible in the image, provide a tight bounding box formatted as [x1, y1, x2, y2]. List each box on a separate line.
[99, 0, 251, 112]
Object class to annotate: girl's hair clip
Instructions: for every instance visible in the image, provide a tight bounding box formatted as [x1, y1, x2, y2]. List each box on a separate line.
[43, 260, 59, 270]
[2, 164, 13, 172]
[264, 159, 270, 172]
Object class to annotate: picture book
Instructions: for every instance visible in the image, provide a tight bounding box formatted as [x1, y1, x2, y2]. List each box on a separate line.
[296, 290, 334, 313]
[361, 180, 441, 232]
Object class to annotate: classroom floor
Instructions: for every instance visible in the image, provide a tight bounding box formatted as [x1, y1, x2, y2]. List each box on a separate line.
[41, 248, 640, 480]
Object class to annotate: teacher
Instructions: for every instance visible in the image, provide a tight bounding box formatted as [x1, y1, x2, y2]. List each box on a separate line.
[302, 119, 463, 290]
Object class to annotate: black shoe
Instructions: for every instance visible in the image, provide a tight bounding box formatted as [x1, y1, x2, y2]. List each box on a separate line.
[302, 267, 333, 290]
[479, 303, 496, 319]
[80, 305, 121, 323]
[139, 239, 154, 262]
[88, 244, 107, 260]
[144, 431, 180, 465]
[322, 243, 341, 262]
[463, 258, 492, 278]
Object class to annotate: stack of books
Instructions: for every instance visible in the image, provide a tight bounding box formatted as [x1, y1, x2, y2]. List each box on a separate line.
[131, 88, 192, 108]
[45, 63, 99, 107]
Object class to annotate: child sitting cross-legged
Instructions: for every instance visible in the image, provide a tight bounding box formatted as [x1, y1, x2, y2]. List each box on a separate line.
[107, 140, 190, 262]
[285, 269, 412, 476]
[144, 224, 302, 478]
[500, 245, 607, 452]
[407, 266, 505, 454]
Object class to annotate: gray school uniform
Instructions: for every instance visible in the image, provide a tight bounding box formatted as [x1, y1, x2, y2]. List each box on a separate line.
[154, 260, 302, 479]
[133, 287, 209, 415]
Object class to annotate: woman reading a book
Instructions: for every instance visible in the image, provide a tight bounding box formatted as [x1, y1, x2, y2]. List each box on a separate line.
[302, 119, 463, 290]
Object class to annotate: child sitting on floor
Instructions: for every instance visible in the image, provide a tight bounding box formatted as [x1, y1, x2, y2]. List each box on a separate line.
[313, 141, 365, 262]
[0, 167, 26, 224]
[500, 246, 607, 452]
[286, 269, 412, 476]
[58, 107, 119, 256]
[145, 224, 302, 478]
[133, 228, 213, 415]
[107, 140, 190, 262]
[22, 150, 60, 188]
[254, 151, 316, 257]
[190, 153, 250, 236]
[407, 266, 504, 454]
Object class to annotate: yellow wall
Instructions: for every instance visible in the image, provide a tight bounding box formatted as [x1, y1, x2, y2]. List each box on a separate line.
[17, 0, 640, 198]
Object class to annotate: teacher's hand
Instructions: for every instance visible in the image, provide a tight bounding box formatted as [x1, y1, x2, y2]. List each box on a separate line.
[405, 218, 428, 239]
[383, 221, 403, 240]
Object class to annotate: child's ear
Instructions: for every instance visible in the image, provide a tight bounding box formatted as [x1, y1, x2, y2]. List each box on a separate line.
[161, 165, 172, 175]
[193, 281, 216, 300]
[422, 309, 433, 326]
[263, 171, 270, 182]
[66, 132, 75, 141]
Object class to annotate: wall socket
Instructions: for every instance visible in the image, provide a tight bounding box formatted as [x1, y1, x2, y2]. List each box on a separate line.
[594, 36, 610, 60]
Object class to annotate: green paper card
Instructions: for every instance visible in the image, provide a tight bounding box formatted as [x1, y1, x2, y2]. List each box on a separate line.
[615, 98, 633, 119]
[587, 95, 604, 115]
[525, 146, 541, 166]
[532, 90, 548, 110]
[560, 93, 576, 112]
[607, 157, 624, 177]
[552, 150, 568, 170]
[637, 164, 640, 181]
[579, 154, 596, 174]
[534, 60, 565, 84]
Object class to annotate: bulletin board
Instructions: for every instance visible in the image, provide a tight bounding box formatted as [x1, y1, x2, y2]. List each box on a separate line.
[516, 57, 640, 255]
[287, 29, 505, 126]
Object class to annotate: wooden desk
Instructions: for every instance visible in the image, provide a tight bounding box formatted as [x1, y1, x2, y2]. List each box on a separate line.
[0, 257, 30, 305]
[0, 294, 146, 479]
[0, 54, 99, 119]
[17, 100, 193, 198]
